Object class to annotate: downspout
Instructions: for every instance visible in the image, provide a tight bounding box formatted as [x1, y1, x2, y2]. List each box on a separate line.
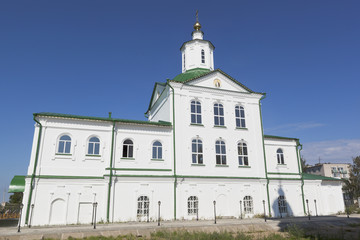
[258, 94, 271, 216]
[296, 141, 306, 215]
[167, 81, 177, 220]
[106, 120, 116, 222]
[25, 115, 43, 224]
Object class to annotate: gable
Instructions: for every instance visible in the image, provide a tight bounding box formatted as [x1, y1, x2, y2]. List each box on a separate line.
[147, 82, 166, 113]
[171, 68, 258, 94]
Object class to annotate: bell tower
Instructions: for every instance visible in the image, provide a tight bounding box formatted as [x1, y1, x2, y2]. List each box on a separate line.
[180, 11, 215, 73]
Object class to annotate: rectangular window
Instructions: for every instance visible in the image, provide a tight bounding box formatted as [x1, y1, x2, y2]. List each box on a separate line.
[214, 103, 225, 126]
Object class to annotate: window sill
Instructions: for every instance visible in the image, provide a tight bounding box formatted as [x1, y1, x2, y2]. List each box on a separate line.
[55, 153, 72, 156]
[191, 163, 205, 166]
[190, 123, 204, 127]
[121, 157, 135, 160]
[235, 127, 248, 130]
[238, 165, 251, 168]
[151, 158, 164, 161]
[214, 125, 226, 128]
[215, 164, 229, 167]
[86, 154, 101, 157]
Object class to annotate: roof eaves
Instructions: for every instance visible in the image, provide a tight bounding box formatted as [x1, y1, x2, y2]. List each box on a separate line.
[302, 173, 343, 181]
[264, 135, 299, 141]
[34, 112, 172, 127]
[146, 82, 166, 114]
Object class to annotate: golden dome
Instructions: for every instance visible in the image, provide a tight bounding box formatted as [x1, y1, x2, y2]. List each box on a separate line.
[193, 21, 201, 31]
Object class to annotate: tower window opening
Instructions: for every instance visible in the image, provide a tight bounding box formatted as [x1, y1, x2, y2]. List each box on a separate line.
[201, 49, 205, 63]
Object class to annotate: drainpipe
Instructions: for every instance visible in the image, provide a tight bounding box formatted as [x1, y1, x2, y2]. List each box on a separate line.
[258, 94, 271, 216]
[167, 80, 177, 220]
[25, 115, 43, 224]
[296, 141, 306, 215]
[106, 120, 116, 222]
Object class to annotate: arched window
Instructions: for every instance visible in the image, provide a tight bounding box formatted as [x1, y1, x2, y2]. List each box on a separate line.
[88, 137, 100, 155]
[214, 103, 225, 126]
[192, 139, 203, 164]
[57, 135, 71, 154]
[235, 106, 246, 128]
[152, 141, 162, 159]
[137, 196, 149, 217]
[187, 196, 198, 215]
[243, 196, 253, 214]
[201, 49, 205, 63]
[277, 149, 284, 164]
[278, 195, 287, 214]
[183, 54, 186, 67]
[123, 139, 133, 158]
[191, 100, 202, 124]
[238, 142, 248, 166]
[215, 140, 226, 165]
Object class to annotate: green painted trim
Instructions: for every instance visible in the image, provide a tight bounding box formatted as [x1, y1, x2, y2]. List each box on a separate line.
[167, 81, 177, 220]
[215, 164, 229, 167]
[268, 172, 299, 175]
[277, 164, 287, 166]
[109, 174, 174, 178]
[214, 125, 226, 128]
[34, 112, 172, 127]
[258, 94, 271, 216]
[145, 82, 167, 114]
[28, 175, 104, 179]
[264, 135, 299, 141]
[191, 164, 205, 166]
[106, 121, 115, 222]
[55, 153, 72, 156]
[177, 175, 265, 180]
[268, 178, 302, 181]
[112, 168, 172, 172]
[85, 154, 101, 157]
[120, 157, 135, 160]
[151, 158, 165, 161]
[296, 142, 306, 215]
[235, 127, 248, 130]
[190, 123, 204, 126]
[238, 166, 251, 168]
[26, 115, 43, 225]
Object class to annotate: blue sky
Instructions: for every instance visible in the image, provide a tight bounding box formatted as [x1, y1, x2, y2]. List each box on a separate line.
[1, 0, 359, 201]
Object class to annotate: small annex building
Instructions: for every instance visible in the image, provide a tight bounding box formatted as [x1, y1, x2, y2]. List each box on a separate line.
[12, 18, 345, 226]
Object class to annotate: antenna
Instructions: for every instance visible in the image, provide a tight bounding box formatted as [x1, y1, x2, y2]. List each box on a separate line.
[318, 157, 321, 164]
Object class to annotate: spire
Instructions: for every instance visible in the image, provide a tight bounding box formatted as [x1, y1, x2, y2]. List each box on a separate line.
[193, 10, 201, 31]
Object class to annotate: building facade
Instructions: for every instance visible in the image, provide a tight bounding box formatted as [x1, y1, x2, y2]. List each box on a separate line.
[16, 19, 345, 226]
[306, 163, 350, 179]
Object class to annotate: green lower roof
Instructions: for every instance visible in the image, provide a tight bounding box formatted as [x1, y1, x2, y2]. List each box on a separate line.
[8, 175, 25, 193]
[172, 68, 211, 82]
[302, 173, 342, 181]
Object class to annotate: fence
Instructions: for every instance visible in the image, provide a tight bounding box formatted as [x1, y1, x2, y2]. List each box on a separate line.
[0, 203, 21, 219]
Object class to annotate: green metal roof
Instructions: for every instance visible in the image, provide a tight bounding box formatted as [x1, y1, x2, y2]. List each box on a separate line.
[8, 175, 25, 193]
[302, 173, 343, 181]
[264, 135, 299, 141]
[172, 68, 211, 82]
[34, 112, 172, 127]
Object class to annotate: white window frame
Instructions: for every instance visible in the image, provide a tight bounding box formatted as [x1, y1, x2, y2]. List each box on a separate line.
[243, 196, 253, 214]
[277, 149, 284, 164]
[192, 139, 203, 164]
[238, 142, 249, 166]
[190, 100, 202, 124]
[187, 196, 198, 215]
[152, 141, 162, 159]
[122, 139, 134, 158]
[215, 140, 227, 165]
[57, 135, 72, 154]
[235, 105, 246, 128]
[137, 196, 149, 217]
[214, 103, 225, 126]
[87, 136, 100, 156]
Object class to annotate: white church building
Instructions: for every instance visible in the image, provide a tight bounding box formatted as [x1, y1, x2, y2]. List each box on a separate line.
[13, 18, 345, 226]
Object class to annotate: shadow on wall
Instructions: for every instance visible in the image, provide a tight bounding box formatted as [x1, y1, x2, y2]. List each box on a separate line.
[271, 187, 293, 218]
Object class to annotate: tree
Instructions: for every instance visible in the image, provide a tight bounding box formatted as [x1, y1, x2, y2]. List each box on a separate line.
[9, 192, 23, 204]
[344, 156, 360, 200]
[301, 156, 309, 172]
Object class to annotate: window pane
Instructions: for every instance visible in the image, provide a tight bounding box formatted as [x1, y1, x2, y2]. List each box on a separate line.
[221, 145, 226, 154]
[243, 146, 248, 155]
[198, 143, 203, 153]
[214, 117, 219, 125]
[58, 141, 64, 153]
[236, 119, 240, 127]
[191, 114, 196, 123]
[216, 155, 221, 164]
[152, 147, 156, 159]
[197, 115, 201, 124]
[94, 143, 100, 155]
[129, 146, 133, 157]
[124, 139, 133, 145]
[244, 157, 248, 166]
[90, 137, 100, 142]
[192, 154, 196, 163]
[240, 109, 245, 118]
[239, 156, 243, 165]
[60, 135, 71, 141]
[123, 146, 128, 157]
[215, 145, 220, 154]
[192, 143, 196, 153]
[191, 104, 195, 113]
[219, 107, 224, 116]
[214, 106, 218, 115]
[65, 142, 71, 153]
[158, 148, 162, 159]
[238, 145, 243, 155]
[88, 143, 94, 154]
[241, 119, 246, 128]
[222, 156, 226, 164]
[198, 154, 203, 164]
[235, 108, 240, 117]
[220, 117, 224, 126]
